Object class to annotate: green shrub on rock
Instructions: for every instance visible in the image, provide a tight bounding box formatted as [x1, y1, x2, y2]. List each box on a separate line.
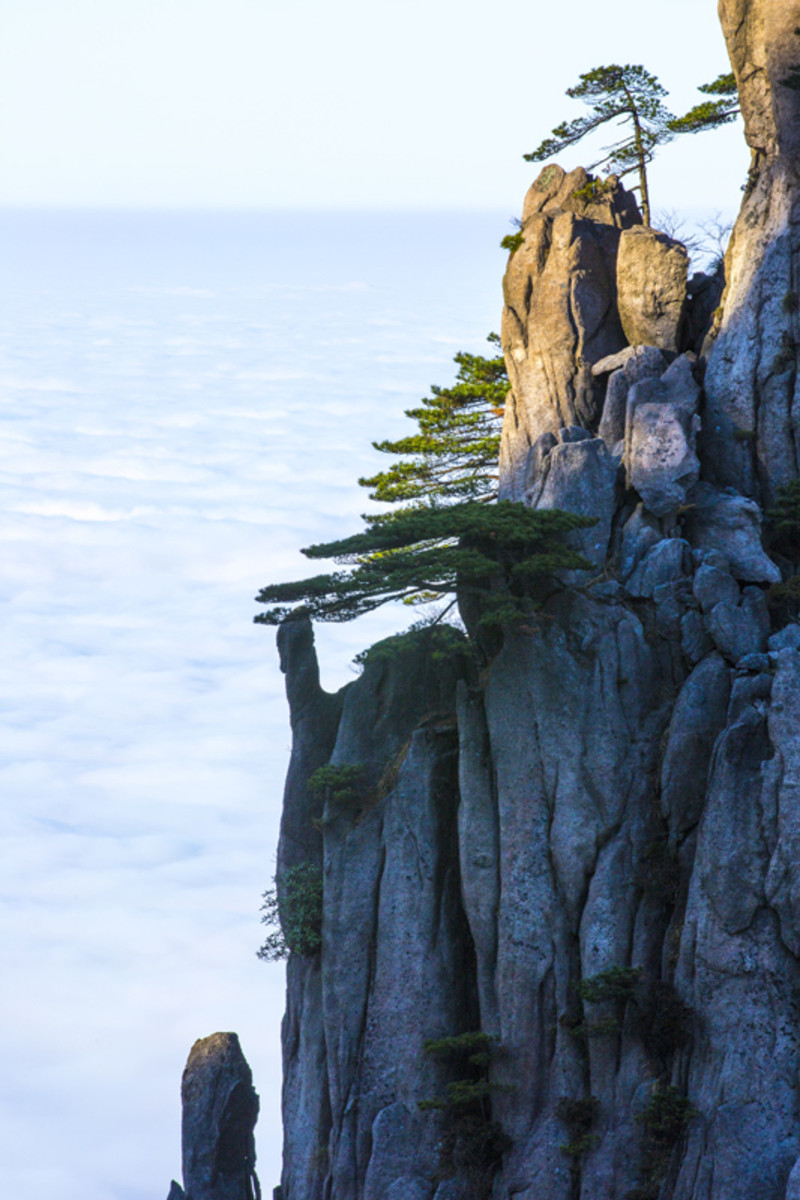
[257, 862, 323, 961]
[418, 1031, 509, 1198]
[307, 763, 367, 811]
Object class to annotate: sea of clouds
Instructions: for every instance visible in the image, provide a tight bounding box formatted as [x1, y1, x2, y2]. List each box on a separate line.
[0, 209, 507, 1199]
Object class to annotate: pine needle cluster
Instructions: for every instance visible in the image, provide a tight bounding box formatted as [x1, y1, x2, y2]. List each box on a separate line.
[255, 337, 594, 634]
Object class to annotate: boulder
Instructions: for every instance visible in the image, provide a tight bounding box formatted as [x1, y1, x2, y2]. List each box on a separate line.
[685, 267, 725, 352]
[520, 163, 641, 228]
[625, 538, 691, 599]
[681, 609, 714, 665]
[530, 435, 618, 571]
[625, 354, 701, 517]
[618, 503, 662, 580]
[768, 625, 800, 652]
[616, 225, 689, 352]
[592, 346, 638, 376]
[693, 564, 740, 613]
[661, 652, 731, 841]
[364, 1105, 436, 1200]
[705, 587, 771, 663]
[736, 653, 771, 673]
[598, 344, 667, 448]
[181, 1033, 260, 1200]
[499, 166, 636, 499]
[785, 1157, 800, 1200]
[683, 483, 781, 584]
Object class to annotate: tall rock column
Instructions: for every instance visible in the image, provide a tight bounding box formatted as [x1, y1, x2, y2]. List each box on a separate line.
[703, 0, 800, 502]
[177, 1032, 261, 1200]
[498, 165, 640, 499]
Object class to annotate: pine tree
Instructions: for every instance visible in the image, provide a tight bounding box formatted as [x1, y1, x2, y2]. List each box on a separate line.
[668, 73, 740, 136]
[523, 64, 676, 227]
[254, 499, 594, 628]
[360, 335, 507, 505]
[254, 341, 595, 633]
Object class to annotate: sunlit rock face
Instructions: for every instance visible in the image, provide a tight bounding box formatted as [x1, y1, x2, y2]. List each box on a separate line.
[271, 5, 800, 1198]
[703, 0, 800, 504]
[499, 166, 639, 501]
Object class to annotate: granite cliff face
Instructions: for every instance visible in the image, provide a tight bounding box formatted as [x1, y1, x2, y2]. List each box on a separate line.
[273, 5, 800, 1198]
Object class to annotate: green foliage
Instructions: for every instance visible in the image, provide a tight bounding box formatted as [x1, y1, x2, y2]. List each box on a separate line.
[567, 1013, 622, 1040]
[360, 335, 508, 506]
[524, 64, 676, 225]
[419, 1079, 497, 1111]
[577, 966, 642, 1004]
[257, 862, 323, 961]
[631, 1085, 697, 1195]
[353, 622, 472, 669]
[572, 176, 615, 203]
[307, 763, 367, 810]
[255, 499, 594, 629]
[424, 1030, 494, 1063]
[500, 231, 525, 253]
[636, 981, 693, 1061]
[556, 1096, 600, 1160]
[668, 71, 740, 135]
[419, 1031, 509, 1197]
[766, 483, 800, 623]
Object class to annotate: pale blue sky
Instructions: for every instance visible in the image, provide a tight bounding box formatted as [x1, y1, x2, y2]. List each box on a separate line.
[1, 0, 746, 212]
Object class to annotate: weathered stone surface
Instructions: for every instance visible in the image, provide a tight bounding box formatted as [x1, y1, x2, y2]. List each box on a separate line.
[618, 502, 662, 580]
[693, 547, 732, 573]
[521, 431, 557, 497]
[769, 624, 800, 652]
[592, 345, 638, 376]
[274, 617, 343, 1200]
[661, 653, 731, 842]
[617, 225, 689, 352]
[474, 595, 673, 1195]
[181, 1033, 260, 1200]
[499, 166, 636, 499]
[693, 563, 740, 612]
[598, 344, 667, 448]
[625, 354, 701, 517]
[701, 0, 800, 505]
[786, 1157, 800, 1200]
[683, 482, 781, 583]
[166, 1183, 185, 1200]
[520, 163, 641, 228]
[527, 434, 618, 570]
[364, 1105, 436, 1200]
[737, 651, 771, 672]
[278, 625, 479, 1200]
[625, 538, 691, 599]
[673, 648, 800, 1200]
[686, 266, 726, 352]
[705, 586, 770, 662]
[681, 608, 714, 664]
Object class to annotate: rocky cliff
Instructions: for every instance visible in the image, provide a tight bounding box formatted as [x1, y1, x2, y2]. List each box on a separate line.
[272, 4, 800, 1198]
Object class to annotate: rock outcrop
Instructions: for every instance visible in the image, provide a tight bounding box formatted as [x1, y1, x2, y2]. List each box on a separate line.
[269, 4, 800, 1199]
[169, 1032, 260, 1200]
[702, 0, 800, 504]
[616, 226, 689, 353]
[499, 167, 639, 500]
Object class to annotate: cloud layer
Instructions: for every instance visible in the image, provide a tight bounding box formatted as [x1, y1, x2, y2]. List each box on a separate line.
[1, 209, 505, 1199]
